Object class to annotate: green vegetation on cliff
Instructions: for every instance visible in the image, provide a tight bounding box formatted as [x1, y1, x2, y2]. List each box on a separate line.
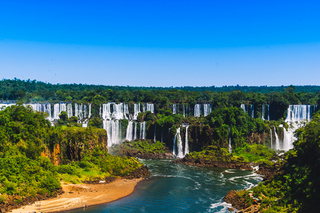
[0, 105, 145, 206]
[230, 111, 320, 212]
[186, 143, 276, 164]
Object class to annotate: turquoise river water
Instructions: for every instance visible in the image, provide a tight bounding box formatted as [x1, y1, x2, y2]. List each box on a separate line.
[68, 159, 262, 213]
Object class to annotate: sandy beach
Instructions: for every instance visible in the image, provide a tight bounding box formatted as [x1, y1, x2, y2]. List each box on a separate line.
[10, 178, 143, 213]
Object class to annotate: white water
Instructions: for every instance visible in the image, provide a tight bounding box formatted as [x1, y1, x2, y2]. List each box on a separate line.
[133, 103, 141, 120]
[184, 125, 189, 155]
[240, 104, 246, 112]
[261, 105, 265, 120]
[103, 120, 122, 148]
[228, 127, 232, 153]
[194, 104, 201, 117]
[154, 125, 157, 142]
[172, 104, 177, 114]
[183, 104, 186, 117]
[282, 105, 316, 151]
[274, 127, 280, 150]
[140, 121, 146, 139]
[203, 104, 212, 116]
[134, 122, 138, 140]
[173, 127, 184, 158]
[270, 128, 273, 149]
[251, 105, 254, 118]
[126, 121, 134, 141]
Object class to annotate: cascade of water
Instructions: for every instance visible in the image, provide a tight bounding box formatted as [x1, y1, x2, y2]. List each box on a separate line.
[274, 127, 280, 150]
[261, 105, 265, 120]
[203, 104, 212, 116]
[183, 105, 186, 117]
[184, 125, 189, 155]
[140, 122, 146, 139]
[126, 121, 134, 141]
[123, 104, 129, 120]
[228, 127, 232, 153]
[251, 105, 254, 118]
[67, 103, 73, 118]
[102, 103, 112, 120]
[283, 105, 315, 151]
[270, 128, 273, 149]
[194, 104, 201, 117]
[103, 120, 122, 148]
[173, 104, 177, 114]
[112, 103, 124, 120]
[147, 103, 154, 113]
[134, 122, 138, 140]
[88, 104, 92, 118]
[173, 127, 184, 158]
[267, 104, 270, 121]
[154, 125, 156, 142]
[240, 104, 246, 112]
[44, 104, 52, 120]
[133, 103, 141, 120]
[53, 103, 60, 120]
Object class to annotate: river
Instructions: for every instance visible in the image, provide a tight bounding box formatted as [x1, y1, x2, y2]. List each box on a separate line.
[68, 159, 262, 213]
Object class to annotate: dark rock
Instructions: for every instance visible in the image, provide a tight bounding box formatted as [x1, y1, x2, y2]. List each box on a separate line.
[124, 165, 151, 179]
[224, 190, 248, 210]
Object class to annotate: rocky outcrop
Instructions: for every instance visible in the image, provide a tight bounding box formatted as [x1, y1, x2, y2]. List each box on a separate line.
[175, 156, 253, 171]
[256, 162, 283, 180]
[121, 147, 173, 159]
[124, 165, 151, 179]
[224, 190, 248, 210]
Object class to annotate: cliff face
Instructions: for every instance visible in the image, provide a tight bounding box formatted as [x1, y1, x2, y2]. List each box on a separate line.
[42, 127, 108, 165]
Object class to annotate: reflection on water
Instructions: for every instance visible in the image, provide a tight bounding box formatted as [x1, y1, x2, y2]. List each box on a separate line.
[68, 159, 262, 213]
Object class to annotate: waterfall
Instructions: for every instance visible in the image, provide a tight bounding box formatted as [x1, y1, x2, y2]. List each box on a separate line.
[282, 105, 315, 151]
[203, 104, 212, 116]
[173, 104, 177, 114]
[133, 103, 141, 120]
[124, 104, 129, 119]
[102, 103, 112, 120]
[228, 127, 232, 153]
[251, 105, 254, 118]
[240, 104, 246, 112]
[143, 103, 154, 113]
[194, 104, 201, 117]
[103, 120, 122, 148]
[140, 122, 146, 139]
[184, 125, 189, 155]
[270, 128, 273, 149]
[261, 105, 265, 120]
[173, 127, 184, 158]
[113, 103, 125, 120]
[67, 103, 73, 118]
[53, 103, 60, 120]
[134, 122, 138, 140]
[126, 121, 134, 141]
[183, 105, 186, 117]
[274, 127, 280, 150]
[154, 124, 157, 142]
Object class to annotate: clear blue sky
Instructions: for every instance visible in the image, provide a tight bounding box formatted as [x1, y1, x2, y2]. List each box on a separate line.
[0, 0, 319, 87]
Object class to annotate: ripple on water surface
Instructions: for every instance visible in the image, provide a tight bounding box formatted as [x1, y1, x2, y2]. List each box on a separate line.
[68, 159, 262, 213]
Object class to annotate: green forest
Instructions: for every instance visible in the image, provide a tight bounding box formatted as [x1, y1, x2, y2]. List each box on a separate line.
[0, 105, 145, 209]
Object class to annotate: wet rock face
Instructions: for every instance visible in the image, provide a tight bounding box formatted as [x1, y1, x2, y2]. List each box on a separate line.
[256, 162, 282, 181]
[224, 190, 248, 210]
[124, 165, 151, 179]
[175, 156, 253, 171]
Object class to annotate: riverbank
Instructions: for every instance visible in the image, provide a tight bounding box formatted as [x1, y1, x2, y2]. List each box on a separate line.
[10, 178, 143, 213]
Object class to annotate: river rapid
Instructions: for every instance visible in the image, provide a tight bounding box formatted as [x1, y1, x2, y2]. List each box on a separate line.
[68, 159, 262, 213]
